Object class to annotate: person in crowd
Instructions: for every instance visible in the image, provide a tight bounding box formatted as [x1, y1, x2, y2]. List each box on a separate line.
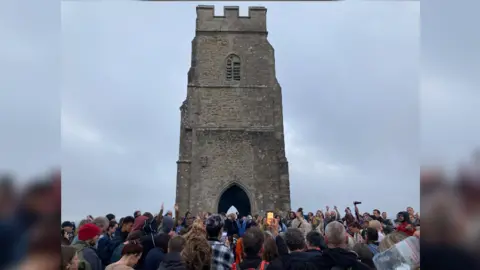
[205, 214, 234, 269]
[160, 215, 175, 234]
[106, 214, 116, 222]
[275, 214, 288, 233]
[261, 231, 283, 269]
[158, 235, 186, 270]
[365, 227, 380, 255]
[372, 209, 384, 223]
[183, 218, 206, 241]
[174, 218, 183, 234]
[235, 219, 258, 265]
[309, 221, 370, 270]
[71, 223, 103, 270]
[368, 220, 385, 242]
[395, 211, 416, 236]
[282, 228, 317, 269]
[97, 220, 118, 265]
[182, 234, 212, 270]
[110, 230, 143, 264]
[61, 245, 79, 270]
[134, 211, 142, 219]
[307, 212, 314, 223]
[347, 221, 364, 245]
[286, 211, 296, 228]
[93, 216, 110, 251]
[105, 243, 143, 270]
[62, 221, 75, 245]
[381, 212, 393, 227]
[93, 216, 110, 234]
[378, 231, 408, 252]
[181, 211, 193, 228]
[71, 219, 91, 245]
[343, 208, 356, 228]
[103, 216, 136, 264]
[237, 216, 247, 237]
[133, 213, 161, 269]
[144, 233, 170, 270]
[225, 213, 239, 237]
[305, 231, 325, 255]
[131, 215, 149, 233]
[290, 208, 311, 239]
[236, 227, 264, 269]
[352, 243, 375, 269]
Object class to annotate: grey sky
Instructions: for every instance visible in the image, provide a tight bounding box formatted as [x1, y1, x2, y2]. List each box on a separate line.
[59, 1, 422, 221]
[9, 0, 480, 222]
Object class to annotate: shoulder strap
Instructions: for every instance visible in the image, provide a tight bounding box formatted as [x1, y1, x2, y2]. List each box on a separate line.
[297, 220, 303, 228]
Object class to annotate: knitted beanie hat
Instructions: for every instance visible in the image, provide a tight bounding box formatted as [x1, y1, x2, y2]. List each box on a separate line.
[78, 223, 102, 241]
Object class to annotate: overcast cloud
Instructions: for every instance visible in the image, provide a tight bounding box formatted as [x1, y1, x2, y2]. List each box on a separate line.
[6, 1, 478, 222]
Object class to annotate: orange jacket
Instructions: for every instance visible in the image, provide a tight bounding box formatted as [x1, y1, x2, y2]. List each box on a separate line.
[235, 237, 244, 265]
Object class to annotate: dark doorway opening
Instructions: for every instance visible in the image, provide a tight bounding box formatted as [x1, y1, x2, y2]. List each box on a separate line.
[217, 184, 251, 217]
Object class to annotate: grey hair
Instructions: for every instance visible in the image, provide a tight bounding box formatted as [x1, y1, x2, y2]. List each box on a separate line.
[325, 221, 346, 246]
[93, 216, 109, 230]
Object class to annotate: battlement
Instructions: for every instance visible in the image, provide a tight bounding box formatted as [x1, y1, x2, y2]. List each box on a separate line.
[196, 5, 267, 33]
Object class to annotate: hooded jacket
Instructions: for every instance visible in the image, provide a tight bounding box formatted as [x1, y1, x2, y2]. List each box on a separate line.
[308, 248, 371, 270]
[158, 252, 186, 270]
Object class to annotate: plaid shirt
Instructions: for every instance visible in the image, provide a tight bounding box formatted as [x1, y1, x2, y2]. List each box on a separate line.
[208, 239, 234, 270]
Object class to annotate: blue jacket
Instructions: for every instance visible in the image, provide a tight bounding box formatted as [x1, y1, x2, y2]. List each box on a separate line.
[143, 247, 166, 270]
[97, 234, 113, 266]
[237, 220, 247, 237]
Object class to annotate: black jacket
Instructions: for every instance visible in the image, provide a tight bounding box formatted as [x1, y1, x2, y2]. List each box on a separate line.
[135, 233, 156, 269]
[309, 248, 371, 270]
[282, 252, 318, 270]
[238, 255, 283, 270]
[225, 219, 239, 236]
[158, 252, 186, 270]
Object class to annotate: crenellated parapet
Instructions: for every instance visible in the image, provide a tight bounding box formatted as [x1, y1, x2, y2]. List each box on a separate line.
[196, 5, 267, 33]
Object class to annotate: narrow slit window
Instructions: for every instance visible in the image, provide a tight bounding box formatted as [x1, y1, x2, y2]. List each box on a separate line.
[226, 55, 241, 82]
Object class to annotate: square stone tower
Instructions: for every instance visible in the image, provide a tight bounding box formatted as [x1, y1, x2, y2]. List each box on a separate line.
[175, 6, 291, 217]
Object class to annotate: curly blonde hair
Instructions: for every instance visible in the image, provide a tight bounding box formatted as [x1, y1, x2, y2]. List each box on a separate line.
[183, 218, 206, 242]
[181, 234, 211, 270]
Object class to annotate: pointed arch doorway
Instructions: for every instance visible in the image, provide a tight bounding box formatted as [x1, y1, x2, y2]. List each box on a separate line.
[217, 184, 251, 217]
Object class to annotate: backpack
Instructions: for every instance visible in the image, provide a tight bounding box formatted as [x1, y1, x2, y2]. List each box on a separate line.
[143, 217, 158, 235]
[75, 246, 92, 270]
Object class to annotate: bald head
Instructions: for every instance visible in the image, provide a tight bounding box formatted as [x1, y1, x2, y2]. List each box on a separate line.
[325, 221, 347, 248]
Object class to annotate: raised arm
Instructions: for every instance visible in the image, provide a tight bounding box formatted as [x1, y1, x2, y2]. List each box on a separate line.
[334, 206, 342, 220]
[155, 202, 164, 225]
[174, 204, 180, 220]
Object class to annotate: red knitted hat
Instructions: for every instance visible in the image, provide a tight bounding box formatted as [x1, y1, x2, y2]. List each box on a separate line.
[78, 223, 102, 241]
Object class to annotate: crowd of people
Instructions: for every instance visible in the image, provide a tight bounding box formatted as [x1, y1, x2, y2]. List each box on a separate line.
[60, 202, 420, 270]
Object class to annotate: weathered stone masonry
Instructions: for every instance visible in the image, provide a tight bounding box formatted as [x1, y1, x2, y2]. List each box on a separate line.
[175, 5, 291, 216]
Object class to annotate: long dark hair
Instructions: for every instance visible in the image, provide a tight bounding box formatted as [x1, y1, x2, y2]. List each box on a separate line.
[397, 211, 411, 224]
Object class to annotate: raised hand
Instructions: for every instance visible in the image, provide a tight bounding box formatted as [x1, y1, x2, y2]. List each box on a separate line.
[161, 202, 164, 210]
[174, 204, 179, 211]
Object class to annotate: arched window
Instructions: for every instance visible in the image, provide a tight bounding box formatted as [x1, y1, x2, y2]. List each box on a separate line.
[226, 54, 241, 81]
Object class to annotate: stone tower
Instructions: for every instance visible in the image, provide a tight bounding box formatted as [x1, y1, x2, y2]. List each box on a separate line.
[175, 5, 290, 217]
